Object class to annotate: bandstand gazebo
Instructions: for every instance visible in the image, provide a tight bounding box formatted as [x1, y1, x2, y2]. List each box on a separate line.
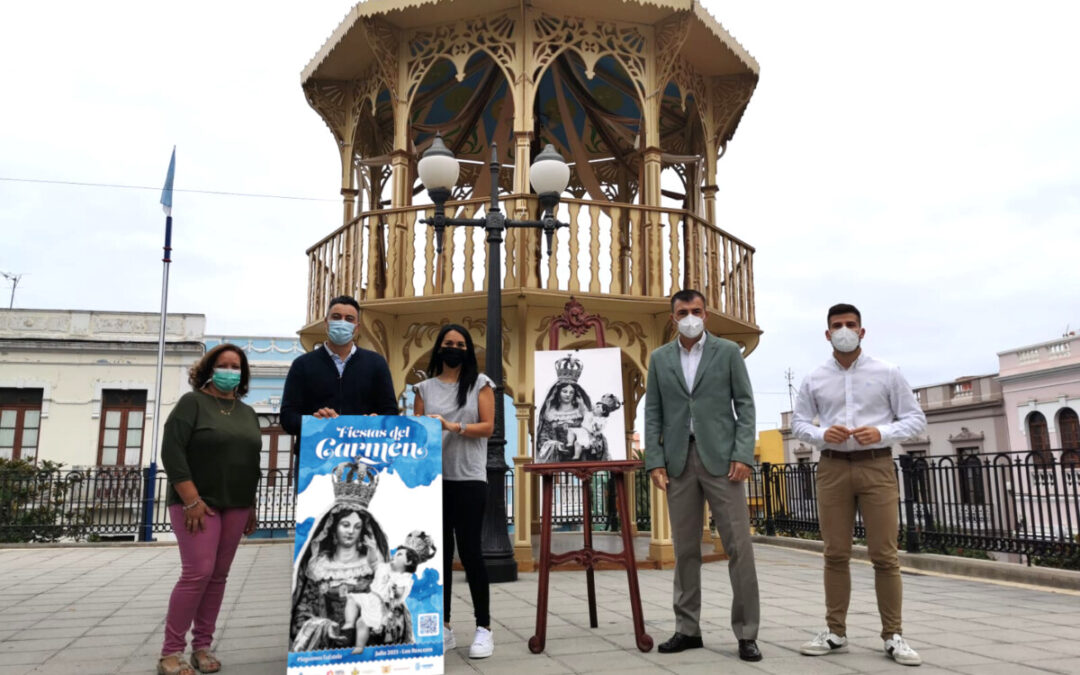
[300, 0, 760, 571]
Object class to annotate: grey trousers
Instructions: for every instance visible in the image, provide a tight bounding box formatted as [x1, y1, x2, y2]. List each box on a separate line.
[667, 443, 760, 639]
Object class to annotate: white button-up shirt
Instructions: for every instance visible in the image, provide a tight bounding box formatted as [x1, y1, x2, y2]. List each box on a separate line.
[323, 342, 357, 376]
[792, 352, 926, 451]
[678, 331, 707, 434]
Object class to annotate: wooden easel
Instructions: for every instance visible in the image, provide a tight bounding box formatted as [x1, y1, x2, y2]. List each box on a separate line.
[525, 298, 653, 653]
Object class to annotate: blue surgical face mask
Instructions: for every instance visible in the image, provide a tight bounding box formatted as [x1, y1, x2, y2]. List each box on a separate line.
[212, 368, 241, 392]
[327, 320, 356, 346]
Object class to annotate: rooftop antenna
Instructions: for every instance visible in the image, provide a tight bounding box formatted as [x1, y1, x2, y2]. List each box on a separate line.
[784, 367, 796, 411]
[0, 270, 23, 309]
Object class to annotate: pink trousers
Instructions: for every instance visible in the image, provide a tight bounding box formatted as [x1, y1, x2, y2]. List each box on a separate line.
[162, 504, 250, 655]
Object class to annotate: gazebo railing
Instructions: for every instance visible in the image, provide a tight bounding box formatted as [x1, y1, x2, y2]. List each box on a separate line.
[306, 195, 755, 325]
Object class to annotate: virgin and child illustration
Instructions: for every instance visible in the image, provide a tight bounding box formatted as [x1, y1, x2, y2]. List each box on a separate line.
[291, 462, 429, 651]
[536, 352, 624, 463]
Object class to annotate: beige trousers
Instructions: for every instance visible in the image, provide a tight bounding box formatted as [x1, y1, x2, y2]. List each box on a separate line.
[816, 453, 902, 640]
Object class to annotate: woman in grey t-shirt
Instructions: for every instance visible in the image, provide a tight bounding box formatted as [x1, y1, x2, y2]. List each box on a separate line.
[413, 324, 496, 659]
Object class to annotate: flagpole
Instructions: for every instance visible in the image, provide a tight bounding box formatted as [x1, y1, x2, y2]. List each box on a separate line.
[142, 147, 175, 542]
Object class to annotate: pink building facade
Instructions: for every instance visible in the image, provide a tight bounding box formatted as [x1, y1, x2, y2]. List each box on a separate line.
[998, 333, 1080, 454]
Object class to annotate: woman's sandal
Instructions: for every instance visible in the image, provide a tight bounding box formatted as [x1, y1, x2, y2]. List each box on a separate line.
[157, 653, 195, 675]
[191, 649, 222, 674]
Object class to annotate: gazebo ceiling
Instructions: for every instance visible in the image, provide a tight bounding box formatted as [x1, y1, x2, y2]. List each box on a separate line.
[303, 0, 758, 196]
[303, 0, 758, 83]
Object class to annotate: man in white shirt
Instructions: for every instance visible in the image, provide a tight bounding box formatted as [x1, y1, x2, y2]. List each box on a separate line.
[792, 303, 926, 667]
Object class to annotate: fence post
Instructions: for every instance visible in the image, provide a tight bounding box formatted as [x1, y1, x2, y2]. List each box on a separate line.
[898, 454, 919, 553]
[762, 462, 776, 536]
[139, 462, 157, 543]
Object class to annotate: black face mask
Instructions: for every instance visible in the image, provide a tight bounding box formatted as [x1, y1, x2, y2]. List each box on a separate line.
[440, 347, 466, 368]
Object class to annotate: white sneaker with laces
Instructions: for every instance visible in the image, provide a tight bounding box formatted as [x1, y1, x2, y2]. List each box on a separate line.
[468, 626, 494, 659]
[443, 626, 456, 651]
[884, 633, 922, 666]
[800, 630, 849, 656]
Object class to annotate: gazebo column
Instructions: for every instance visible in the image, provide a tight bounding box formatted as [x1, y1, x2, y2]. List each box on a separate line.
[512, 405, 535, 571]
[339, 142, 358, 225]
[648, 480, 675, 568]
[642, 147, 665, 297]
[511, 130, 539, 288]
[625, 429, 638, 535]
[387, 149, 412, 298]
[702, 144, 719, 225]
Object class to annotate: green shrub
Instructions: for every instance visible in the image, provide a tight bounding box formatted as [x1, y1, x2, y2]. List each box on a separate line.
[0, 458, 93, 543]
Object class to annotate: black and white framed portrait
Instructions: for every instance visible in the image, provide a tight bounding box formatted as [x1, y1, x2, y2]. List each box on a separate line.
[534, 348, 626, 463]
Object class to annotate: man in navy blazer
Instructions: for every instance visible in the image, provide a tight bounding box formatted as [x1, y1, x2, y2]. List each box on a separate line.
[280, 295, 398, 448]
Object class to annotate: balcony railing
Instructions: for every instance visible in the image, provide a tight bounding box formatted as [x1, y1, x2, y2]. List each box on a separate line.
[306, 195, 755, 324]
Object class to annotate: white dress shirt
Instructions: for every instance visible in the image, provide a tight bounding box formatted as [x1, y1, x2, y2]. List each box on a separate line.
[323, 342, 357, 376]
[678, 331, 707, 434]
[792, 352, 926, 451]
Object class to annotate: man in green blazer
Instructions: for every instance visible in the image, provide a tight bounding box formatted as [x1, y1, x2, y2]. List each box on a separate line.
[645, 289, 762, 661]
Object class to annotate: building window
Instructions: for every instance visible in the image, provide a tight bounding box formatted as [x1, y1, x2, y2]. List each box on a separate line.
[957, 447, 985, 505]
[259, 414, 293, 486]
[1058, 408, 1079, 450]
[952, 381, 973, 399]
[0, 389, 44, 462]
[1027, 411, 1050, 451]
[796, 457, 814, 500]
[1062, 450, 1080, 489]
[97, 390, 147, 467]
[904, 449, 932, 513]
[1026, 412, 1056, 489]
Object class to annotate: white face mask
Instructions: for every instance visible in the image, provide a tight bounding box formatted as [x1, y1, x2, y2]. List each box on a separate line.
[677, 315, 705, 340]
[830, 327, 861, 353]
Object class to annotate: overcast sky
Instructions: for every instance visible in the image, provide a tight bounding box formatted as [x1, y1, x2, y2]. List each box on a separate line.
[2, 1, 1078, 433]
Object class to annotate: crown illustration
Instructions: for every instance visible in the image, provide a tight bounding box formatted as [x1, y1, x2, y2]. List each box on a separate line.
[401, 530, 437, 563]
[554, 354, 584, 383]
[332, 461, 379, 509]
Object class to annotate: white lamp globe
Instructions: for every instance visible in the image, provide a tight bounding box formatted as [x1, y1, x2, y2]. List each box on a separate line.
[530, 144, 570, 195]
[417, 134, 459, 191]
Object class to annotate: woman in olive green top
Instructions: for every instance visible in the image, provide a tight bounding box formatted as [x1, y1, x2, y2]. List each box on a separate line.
[158, 344, 262, 675]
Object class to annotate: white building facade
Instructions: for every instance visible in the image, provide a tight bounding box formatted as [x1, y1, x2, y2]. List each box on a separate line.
[0, 309, 204, 468]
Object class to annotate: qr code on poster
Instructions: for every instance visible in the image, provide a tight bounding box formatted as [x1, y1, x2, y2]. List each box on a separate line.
[417, 613, 440, 637]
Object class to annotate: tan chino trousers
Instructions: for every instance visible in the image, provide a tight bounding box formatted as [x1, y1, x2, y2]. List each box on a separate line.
[816, 453, 903, 641]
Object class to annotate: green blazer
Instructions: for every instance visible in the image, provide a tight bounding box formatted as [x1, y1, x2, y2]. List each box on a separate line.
[644, 333, 756, 478]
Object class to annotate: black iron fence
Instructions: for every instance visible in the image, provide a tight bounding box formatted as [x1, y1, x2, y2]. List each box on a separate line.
[532, 469, 652, 532]
[750, 450, 1080, 566]
[0, 466, 512, 542]
[5, 452, 1077, 569]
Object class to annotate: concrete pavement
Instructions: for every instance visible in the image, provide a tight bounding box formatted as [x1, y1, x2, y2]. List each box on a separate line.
[1, 542, 1078, 674]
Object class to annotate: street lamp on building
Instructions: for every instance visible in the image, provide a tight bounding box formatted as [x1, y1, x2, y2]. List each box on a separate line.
[418, 135, 570, 582]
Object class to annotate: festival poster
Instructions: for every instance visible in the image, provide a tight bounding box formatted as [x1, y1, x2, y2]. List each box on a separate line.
[289, 415, 444, 675]
[534, 347, 627, 463]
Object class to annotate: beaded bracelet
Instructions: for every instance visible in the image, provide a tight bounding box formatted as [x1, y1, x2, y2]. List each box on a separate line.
[182, 498, 203, 512]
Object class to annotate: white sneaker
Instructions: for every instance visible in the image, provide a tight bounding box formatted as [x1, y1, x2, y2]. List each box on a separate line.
[443, 625, 456, 651]
[800, 630, 849, 656]
[884, 634, 922, 666]
[468, 626, 494, 659]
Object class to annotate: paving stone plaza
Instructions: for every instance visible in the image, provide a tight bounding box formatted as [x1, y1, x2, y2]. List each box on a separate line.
[1, 542, 1078, 675]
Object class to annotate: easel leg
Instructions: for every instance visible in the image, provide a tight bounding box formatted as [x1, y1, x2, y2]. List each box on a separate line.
[616, 471, 653, 652]
[582, 474, 598, 629]
[528, 475, 555, 653]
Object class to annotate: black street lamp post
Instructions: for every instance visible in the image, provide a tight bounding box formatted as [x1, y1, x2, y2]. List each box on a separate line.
[419, 136, 569, 583]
